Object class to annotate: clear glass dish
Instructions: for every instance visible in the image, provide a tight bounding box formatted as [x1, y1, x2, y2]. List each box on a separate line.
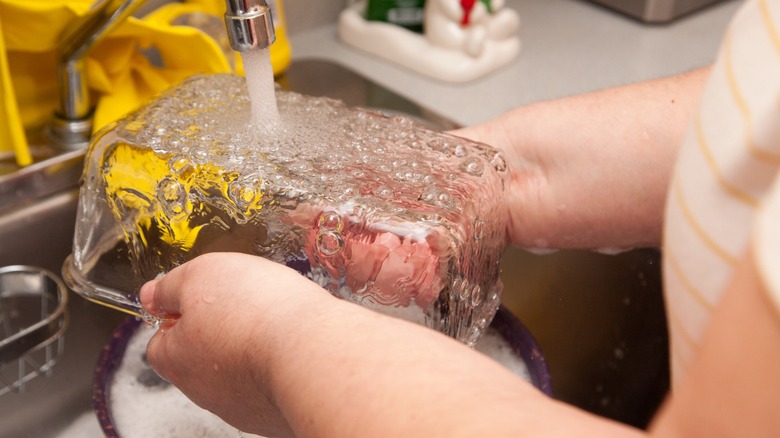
[63, 74, 508, 345]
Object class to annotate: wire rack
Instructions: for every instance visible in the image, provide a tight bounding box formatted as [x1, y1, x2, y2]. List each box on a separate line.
[0, 265, 69, 396]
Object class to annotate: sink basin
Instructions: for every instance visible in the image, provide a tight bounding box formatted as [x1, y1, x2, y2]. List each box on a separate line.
[0, 59, 668, 436]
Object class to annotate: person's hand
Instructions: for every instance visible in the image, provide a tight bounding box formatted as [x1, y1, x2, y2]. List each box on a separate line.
[451, 118, 550, 249]
[138, 254, 646, 438]
[452, 68, 709, 251]
[140, 252, 333, 437]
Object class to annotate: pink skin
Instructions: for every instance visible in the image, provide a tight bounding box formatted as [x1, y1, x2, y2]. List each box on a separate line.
[140, 253, 331, 437]
[305, 220, 443, 310]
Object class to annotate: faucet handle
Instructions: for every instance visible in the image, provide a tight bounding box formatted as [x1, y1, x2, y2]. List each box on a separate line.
[48, 0, 146, 151]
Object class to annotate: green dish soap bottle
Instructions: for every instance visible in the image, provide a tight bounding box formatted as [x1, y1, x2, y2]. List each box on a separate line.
[365, 0, 426, 33]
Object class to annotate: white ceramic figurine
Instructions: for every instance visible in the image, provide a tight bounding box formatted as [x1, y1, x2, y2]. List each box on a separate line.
[338, 0, 522, 82]
[424, 0, 520, 57]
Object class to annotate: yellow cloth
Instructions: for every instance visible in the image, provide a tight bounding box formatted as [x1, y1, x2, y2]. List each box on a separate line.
[0, 0, 233, 166]
[0, 14, 30, 165]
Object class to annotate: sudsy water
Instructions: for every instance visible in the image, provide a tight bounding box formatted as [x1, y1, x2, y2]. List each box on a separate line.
[107, 323, 529, 437]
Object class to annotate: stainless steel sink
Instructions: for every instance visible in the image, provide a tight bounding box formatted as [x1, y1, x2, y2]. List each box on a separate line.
[0, 59, 668, 437]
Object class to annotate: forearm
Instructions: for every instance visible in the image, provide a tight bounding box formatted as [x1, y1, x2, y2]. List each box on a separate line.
[264, 296, 643, 438]
[461, 68, 710, 250]
[650, 248, 780, 437]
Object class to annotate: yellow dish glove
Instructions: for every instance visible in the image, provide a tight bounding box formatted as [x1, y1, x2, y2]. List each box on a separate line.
[0, 0, 233, 167]
[0, 14, 30, 166]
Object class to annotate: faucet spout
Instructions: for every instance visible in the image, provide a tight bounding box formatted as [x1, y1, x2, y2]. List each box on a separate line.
[224, 0, 276, 52]
[47, 0, 146, 150]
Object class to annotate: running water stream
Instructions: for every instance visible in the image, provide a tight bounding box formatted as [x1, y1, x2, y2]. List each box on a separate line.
[241, 49, 280, 125]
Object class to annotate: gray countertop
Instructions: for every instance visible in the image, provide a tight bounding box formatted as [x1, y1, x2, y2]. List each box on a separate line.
[289, 0, 741, 126]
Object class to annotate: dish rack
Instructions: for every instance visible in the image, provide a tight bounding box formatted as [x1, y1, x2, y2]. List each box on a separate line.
[0, 265, 69, 396]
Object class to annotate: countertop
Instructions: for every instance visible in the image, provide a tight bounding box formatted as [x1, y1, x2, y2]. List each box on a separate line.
[289, 0, 742, 127]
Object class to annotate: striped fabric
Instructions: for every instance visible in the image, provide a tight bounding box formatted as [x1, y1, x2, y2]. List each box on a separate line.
[662, 0, 780, 387]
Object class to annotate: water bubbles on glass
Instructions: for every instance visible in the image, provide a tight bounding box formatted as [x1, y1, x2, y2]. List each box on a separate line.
[319, 211, 343, 232]
[316, 231, 344, 256]
[156, 177, 188, 217]
[451, 276, 464, 299]
[459, 278, 471, 301]
[471, 284, 483, 306]
[84, 74, 509, 346]
[341, 185, 358, 198]
[474, 217, 485, 241]
[490, 151, 507, 172]
[462, 157, 484, 176]
[374, 187, 394, 199]
[168, 155, 191, 175]
[228, 175, 261, 214]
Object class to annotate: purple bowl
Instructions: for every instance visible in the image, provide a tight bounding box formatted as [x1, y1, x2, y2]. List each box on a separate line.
[93, 306, 551, 437]
[490, 306, 552, 396]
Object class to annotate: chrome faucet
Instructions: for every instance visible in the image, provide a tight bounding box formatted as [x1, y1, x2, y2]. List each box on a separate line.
[47, 0, 276, 151]
[47, 0, 147, 150]
[224, 0, 276, 52]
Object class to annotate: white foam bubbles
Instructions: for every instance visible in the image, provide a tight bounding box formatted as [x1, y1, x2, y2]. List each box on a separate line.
[109, 324, 264, 438]
[105, 323, 530, 437]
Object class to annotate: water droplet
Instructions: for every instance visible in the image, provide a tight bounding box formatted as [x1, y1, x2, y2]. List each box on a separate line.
[316, 231, 344, 256]
[374, 187, 394, 198]
[141, 311, 162, 327]
[319, 211, 343, 232]
[341, 185, 358, 198]
[421, 188, 438, 204]
[168, 155, 191, 174]
[474, 218, 485, 241]
[458, 278, 471, 301]
[462, 157, 484, 176]
[490, 152, 507, 172]
[228, 177, 261, 210]
[471, 284, 482, 306]
[451, 277, 463, 299]
[156, 177, 188, 217]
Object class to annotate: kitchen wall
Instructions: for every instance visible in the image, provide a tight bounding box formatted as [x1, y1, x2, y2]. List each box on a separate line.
[136, 0, 347, 35]
[285, 0, 345, 34]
